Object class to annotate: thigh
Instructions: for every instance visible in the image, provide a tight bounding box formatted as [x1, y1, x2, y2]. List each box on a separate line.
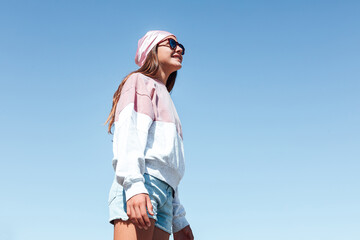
[152, 226, 170, 240]
[114, 218, 156, 240]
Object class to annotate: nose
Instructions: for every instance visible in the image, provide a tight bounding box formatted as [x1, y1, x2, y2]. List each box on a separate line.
[175, 45, 183, 55]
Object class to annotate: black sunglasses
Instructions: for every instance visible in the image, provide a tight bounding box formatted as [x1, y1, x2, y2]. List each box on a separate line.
[158, 38, 185, 55]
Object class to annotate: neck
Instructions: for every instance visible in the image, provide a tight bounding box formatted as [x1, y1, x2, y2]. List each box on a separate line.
[155, 66, 171, 85]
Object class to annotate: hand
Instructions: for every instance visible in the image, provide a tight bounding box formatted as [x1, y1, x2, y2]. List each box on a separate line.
[174, 225, 194, 240]
[126, 193, 154, 230]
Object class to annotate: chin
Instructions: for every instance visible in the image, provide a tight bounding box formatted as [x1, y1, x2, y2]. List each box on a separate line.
[171, 58, 182, 68]
[164, 61, 182, 72]
[173, 62, 182, 70]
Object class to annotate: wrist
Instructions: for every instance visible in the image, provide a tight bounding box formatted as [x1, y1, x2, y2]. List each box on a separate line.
[124, 181, 148, 202]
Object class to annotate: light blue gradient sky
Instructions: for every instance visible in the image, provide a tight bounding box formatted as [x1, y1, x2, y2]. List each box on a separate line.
[1, 0, 359, 239]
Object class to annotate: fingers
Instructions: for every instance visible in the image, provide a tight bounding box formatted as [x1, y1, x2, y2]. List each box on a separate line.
[127, 203, 141, 229]
[135, 206, 146, 229]
[146, 195, 154, 216]
[126, 204, 130, 216]
[126, 193, 154, 230]
[139, 201, 151, 228]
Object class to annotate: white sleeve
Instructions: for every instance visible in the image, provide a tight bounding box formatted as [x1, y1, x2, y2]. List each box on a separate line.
[172, 186, 190, 233]
[112, 74, 155, 202]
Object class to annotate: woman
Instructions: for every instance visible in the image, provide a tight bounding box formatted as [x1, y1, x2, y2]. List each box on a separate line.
[105, 30, 194, 240]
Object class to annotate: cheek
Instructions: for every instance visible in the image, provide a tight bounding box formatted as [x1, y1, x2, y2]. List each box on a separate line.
[158, 51, 172, 63]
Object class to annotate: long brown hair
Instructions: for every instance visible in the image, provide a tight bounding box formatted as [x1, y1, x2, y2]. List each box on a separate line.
[104, 44, 177, 134]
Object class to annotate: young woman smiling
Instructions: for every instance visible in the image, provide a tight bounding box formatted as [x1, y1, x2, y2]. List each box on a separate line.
[105, 30, 194, 240]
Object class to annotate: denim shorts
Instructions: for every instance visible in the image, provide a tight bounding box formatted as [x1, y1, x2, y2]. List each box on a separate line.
[108, 173, 175, 234]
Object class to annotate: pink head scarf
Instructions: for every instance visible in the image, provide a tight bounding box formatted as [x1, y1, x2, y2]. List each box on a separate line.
[135, 30, 175, 67]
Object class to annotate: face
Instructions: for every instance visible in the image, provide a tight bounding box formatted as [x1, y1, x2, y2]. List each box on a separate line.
[157, 36, 184, 73]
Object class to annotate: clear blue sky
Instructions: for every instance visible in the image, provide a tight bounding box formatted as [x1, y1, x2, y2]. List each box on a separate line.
[1, 0, 359, 239]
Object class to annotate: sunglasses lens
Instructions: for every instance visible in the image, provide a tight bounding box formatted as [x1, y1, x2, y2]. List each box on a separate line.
[169, 39, 176, 49]
[179, 44, 185, 55]
[168, 39, 185, 55]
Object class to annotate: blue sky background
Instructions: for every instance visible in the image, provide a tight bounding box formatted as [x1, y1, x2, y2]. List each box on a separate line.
[1, 0, 359, 239]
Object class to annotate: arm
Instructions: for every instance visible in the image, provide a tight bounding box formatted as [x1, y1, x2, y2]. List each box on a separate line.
[112, 73, 155, 202]
[113, 113, 155, 230]
[113, 107, 152, 201]
[112, 74, 156, 230]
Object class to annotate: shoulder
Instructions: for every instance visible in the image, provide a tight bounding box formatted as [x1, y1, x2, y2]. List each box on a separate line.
[122, 72, 156, 97]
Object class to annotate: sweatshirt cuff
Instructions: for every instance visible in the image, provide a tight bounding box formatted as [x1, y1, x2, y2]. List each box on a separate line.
[172, 216, 189, 233]
[124, 181, 149, 202]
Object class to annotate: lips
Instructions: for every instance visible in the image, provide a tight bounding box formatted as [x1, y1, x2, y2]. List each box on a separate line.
[172, 55, 182, 62]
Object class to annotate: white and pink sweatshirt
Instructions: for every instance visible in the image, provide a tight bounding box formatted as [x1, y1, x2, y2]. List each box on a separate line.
[111, 72, 189, 232]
